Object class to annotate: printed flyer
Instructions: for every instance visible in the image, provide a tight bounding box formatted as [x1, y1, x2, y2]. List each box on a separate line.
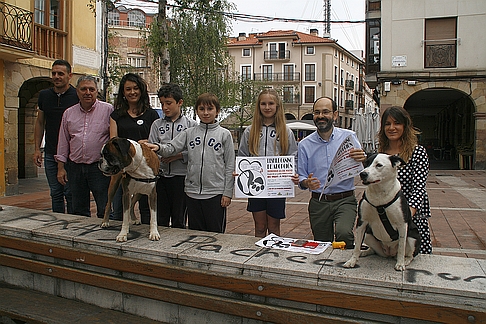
[255, 233, 331, 255]
[322, 135, 364, 192]
[235, 156, 295, 198]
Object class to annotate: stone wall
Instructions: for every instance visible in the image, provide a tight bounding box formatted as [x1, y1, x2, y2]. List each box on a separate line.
[0, 206, 484, 323]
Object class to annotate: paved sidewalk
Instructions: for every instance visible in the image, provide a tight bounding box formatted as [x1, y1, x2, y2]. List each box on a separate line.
[1, 168, 485, 259]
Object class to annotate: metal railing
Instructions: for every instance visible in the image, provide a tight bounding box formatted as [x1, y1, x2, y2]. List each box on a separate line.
[253, 72, 300, 82]
[264, 50, 290, 60]
[0, 1, 32, 50]
[425, 43, 457, 68]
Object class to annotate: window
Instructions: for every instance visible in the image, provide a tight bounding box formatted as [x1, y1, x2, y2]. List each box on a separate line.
[283, 64, 294, 81]
[268, 42, 286, 59]
[334, 66, 338, 83]
[304, 86, 315, 104]
[340, 69, 344, 85]
[242, 48, 251, 57]
[340, 90, 344, 107]
[306, 46, 315, 55]
[305, 64, 316, 82]
[241, 65, 252, 81]
[127, 54, 146, 67]
[334, 88, 338, 103]
[35, 0, 60, 29]
[283, 86, 294, 103]
[108, 10, 120, 25]
[424, 17, 457, 68]
[128, 10, 145, 27]
[262, 65, 273, 81]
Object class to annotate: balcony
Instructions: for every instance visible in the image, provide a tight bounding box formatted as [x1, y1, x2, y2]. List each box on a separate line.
[253, 72, 300, 83]
[424, 40, 457, 68]
[345, 100, 354, 111]
[345, 79, 354, 91]
[108, 19, 151, 29]
[0, 2, 33, 60]
[264, 50, 290, 61]
[33, 23, 67, 59]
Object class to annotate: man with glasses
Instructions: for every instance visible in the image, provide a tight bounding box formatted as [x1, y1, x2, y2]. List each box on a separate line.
[292, 97, 367, 248]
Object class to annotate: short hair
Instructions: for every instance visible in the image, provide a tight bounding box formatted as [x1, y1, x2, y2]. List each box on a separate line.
[313, 96, 337, 111]
[195, 93, 220, 112]
[52, 60, 72, 74]
[76, 75, 98, 89]
[157, 83, 183, 102]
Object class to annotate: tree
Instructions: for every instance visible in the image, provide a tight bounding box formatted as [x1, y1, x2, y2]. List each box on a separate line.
[146, 0, 240, 110]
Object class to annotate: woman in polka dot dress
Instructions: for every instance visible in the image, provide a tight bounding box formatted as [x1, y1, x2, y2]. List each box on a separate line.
[377, 106, 432, 254]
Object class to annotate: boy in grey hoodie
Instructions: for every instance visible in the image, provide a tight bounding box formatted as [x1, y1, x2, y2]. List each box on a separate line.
[148, 83, 197, 228]
[153, 93, 235, 233]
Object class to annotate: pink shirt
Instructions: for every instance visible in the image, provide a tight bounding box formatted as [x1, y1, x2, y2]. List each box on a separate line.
[55, 100, 113, 164]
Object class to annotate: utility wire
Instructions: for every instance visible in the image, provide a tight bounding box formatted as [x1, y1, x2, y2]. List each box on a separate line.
[114, 0, 365, 24]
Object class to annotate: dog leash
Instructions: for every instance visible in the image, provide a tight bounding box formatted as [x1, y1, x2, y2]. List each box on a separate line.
[362, 191, 403, 241]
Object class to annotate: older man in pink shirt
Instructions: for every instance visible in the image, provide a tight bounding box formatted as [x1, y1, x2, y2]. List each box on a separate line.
[55, 75, 113, 217]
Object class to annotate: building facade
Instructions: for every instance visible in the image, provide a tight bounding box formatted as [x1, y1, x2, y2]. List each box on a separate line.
[366, 0, 486, 169]
[107, 5, 160, 112]
[0, 0, 101, 196]
[226, 30, 365, 130]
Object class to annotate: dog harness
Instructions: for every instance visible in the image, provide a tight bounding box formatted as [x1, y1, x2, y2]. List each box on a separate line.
[362, 191, 404, 241]
[123, 173, 161, 183]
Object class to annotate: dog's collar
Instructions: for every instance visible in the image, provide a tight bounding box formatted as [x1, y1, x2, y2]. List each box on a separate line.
[362, 191, 403, 241]
[123, 173, 160, 183]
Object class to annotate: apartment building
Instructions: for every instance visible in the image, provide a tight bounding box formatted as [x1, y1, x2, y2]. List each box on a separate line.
[366, 0, 486, 169]
[0, 0, 101, 195]
[226, 29, 365, 130]
[107, 4, 160, 110]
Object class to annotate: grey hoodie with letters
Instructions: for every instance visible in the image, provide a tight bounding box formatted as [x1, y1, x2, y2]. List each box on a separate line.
[158, 122, 235, 198]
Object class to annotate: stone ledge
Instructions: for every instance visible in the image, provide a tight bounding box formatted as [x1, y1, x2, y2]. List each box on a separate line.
[0, 206, 484, 323]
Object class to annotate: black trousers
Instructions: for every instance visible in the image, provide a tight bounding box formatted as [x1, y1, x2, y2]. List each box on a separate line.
[185, 194, 226, 233]
[156, 175, 187, 228]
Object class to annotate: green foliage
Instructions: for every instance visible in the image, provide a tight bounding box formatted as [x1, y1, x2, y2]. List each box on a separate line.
[146, 0, 241, 109]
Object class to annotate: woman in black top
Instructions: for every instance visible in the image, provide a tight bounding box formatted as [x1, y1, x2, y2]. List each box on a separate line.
[110, 73, 159, 223]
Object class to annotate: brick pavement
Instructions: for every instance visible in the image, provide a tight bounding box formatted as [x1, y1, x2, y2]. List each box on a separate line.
[0, 168, 485, 259]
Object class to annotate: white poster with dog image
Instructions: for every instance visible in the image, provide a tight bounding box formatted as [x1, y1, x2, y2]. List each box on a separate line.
[255, 233, 331, 254]
[322, 135, 364, 193]
[235, 156, 295, 198]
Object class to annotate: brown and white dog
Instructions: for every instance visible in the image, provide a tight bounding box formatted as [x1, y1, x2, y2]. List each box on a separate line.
[343, 153, 420, 271]
[98, 137, 160, 242]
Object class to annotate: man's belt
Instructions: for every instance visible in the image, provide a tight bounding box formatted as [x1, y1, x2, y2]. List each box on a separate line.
[311, 190, 354, 202]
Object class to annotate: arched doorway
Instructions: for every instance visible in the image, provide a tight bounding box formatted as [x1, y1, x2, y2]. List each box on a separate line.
[404, 88, 475, 170]
[18, 77, 52, 178]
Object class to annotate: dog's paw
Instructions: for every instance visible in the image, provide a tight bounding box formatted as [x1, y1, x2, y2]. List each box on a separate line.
[149, 231, 160, 241]
[343, 259, 357, 268]
[116, 234, 128, 242]
[394, 262, 406, 271]
[132, 219, 141, 225]
[100, 221, 110, 228]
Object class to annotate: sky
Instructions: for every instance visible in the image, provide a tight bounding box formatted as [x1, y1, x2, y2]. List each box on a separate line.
[115, 0, 365, 52]
[229, 0, 365, 52]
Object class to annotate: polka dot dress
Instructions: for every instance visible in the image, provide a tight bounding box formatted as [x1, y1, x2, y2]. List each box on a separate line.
[397, 145, 433, 254]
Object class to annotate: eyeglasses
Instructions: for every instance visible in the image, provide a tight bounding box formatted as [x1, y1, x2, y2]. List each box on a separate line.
[313, 110, 334, 116]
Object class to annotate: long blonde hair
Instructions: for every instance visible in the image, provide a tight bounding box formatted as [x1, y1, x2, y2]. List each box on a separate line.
[249, 89, 289, 156]
[378, 106, 419, 162]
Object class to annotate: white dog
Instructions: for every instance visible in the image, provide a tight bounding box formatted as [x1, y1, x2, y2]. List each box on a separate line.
[344, 153, 420, 271]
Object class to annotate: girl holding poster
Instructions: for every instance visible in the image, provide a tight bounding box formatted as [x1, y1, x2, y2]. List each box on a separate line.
[238, 89, 298, 237]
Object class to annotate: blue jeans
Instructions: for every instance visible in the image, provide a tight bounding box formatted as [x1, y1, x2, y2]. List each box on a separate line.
[66, 161, 110, 218]
[44, 153, 72, 213]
